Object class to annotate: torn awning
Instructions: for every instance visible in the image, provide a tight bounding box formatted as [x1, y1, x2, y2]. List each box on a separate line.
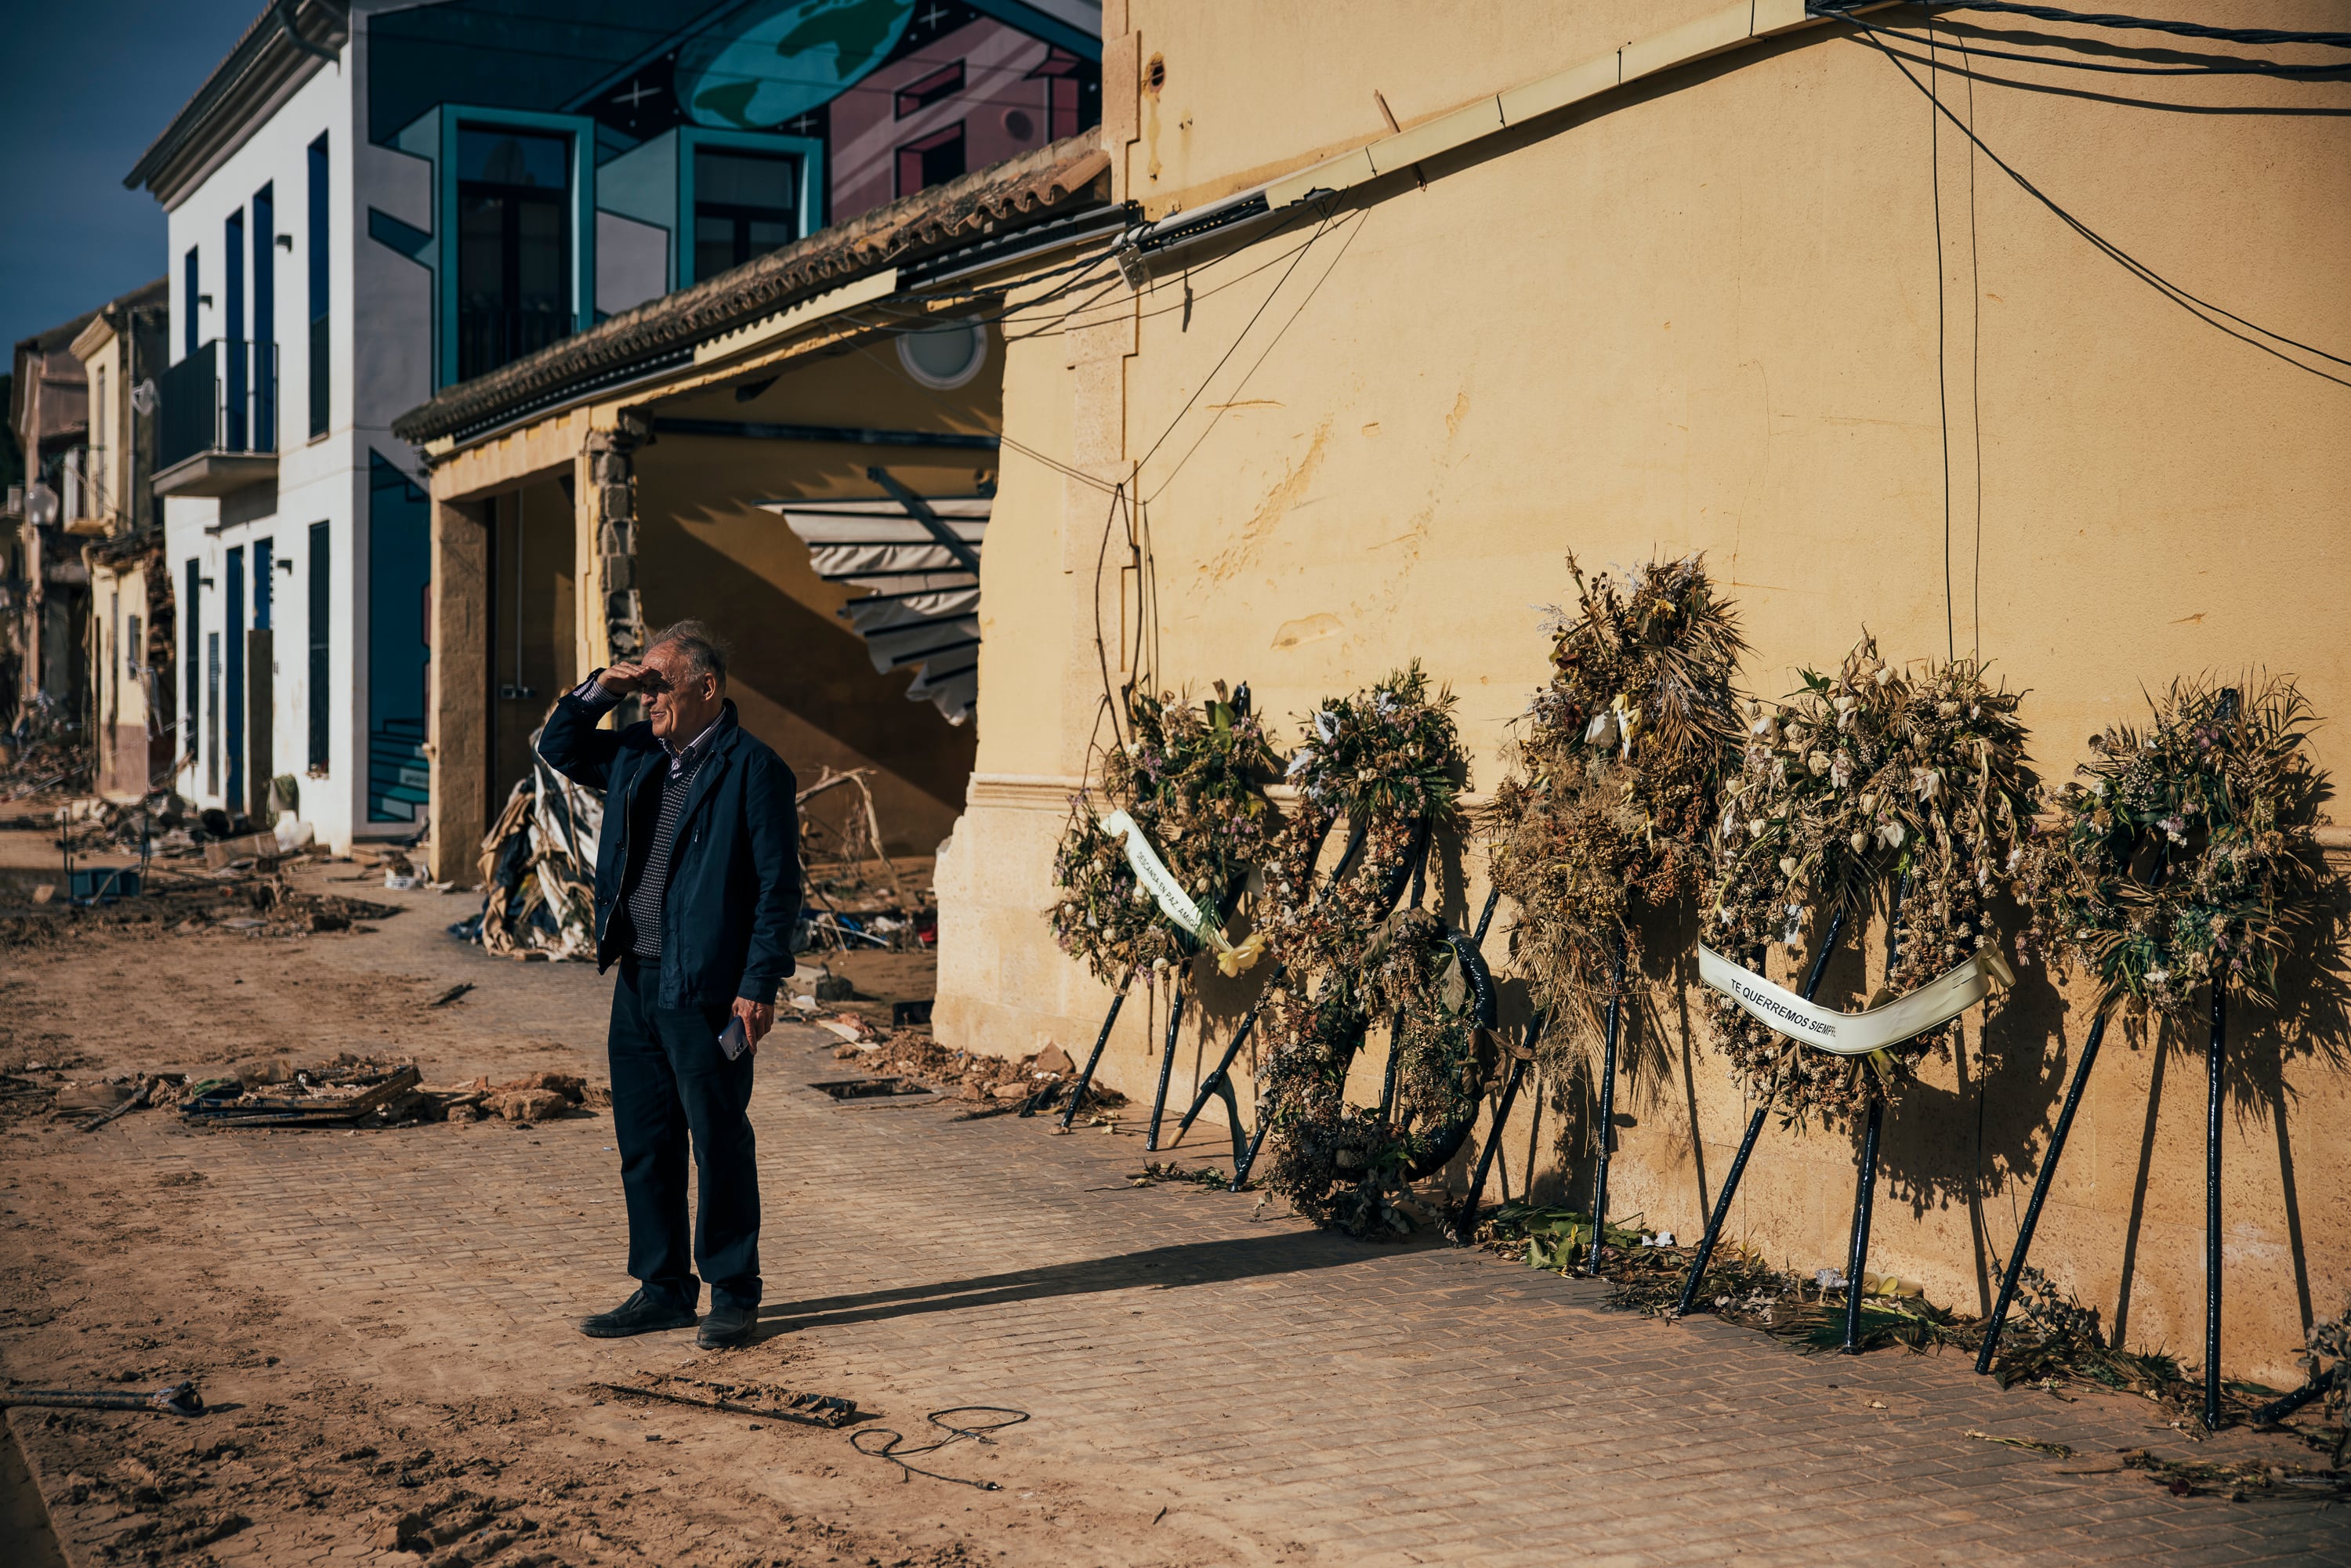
[770, 496, 987, 724]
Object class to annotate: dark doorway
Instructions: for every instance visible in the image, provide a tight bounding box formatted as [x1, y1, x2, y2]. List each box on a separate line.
[485, 480, 578, 801]
[455, 127, 571, 381]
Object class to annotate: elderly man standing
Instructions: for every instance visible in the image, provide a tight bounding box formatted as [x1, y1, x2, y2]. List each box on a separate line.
[538, 621, 799, 1349]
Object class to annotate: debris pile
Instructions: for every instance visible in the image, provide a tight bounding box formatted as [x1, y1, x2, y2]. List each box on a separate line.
[2, 868, 398, 947]
[473, 747, 602, 960]
[828, 1029, 1122, 1120]
[176, 1059, 599, 1129]
[592, 1374, 857, 1428]
[795, 768, 936, 953]
[0, 718, 92, 798]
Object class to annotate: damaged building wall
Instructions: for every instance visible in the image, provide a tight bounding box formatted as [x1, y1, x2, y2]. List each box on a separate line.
[422, 335, 1002, 878]
[935, 0, 2351, 1385]
[627, 342, 1000, 856]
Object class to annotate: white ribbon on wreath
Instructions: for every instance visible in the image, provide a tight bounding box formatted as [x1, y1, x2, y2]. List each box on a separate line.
[1696, 943, 2014, 1057]
[1099, 809, 1267, 976]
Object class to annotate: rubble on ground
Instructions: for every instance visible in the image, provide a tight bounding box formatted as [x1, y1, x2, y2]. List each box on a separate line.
[0, 720, 92, 799]
[0, 867, 400, 948]
[799, 855, 937, 954]
[825, 1025, 1122, 1119]
[1481, 1204, 2349, 1449]
[174, 1058, 603, 1129]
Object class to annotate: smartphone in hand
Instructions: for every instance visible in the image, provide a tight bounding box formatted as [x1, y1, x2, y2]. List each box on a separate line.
[718, 1015, 752, 1061]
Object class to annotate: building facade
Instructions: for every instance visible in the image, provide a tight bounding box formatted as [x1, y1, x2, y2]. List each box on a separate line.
[131, 0, 1099, 844]
[391, 139, 1110, 885]
[5, 309, 105, 737]
[935, 1, 2351, 1385]
[68, 284, 176, 801]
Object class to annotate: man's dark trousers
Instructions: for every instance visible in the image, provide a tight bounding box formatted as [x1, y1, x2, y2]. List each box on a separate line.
[610, 957, 760, 1312]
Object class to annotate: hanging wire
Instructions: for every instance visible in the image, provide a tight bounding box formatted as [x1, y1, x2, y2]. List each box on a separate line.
[1892, 2, 2351, 51]
[1837, 17, 2351, 76]
[1831, 9, 2351, 389]
[1129, 204, 1342, 478]
[1143, 206, 1370, 502]
[1962, 28, 1986, 661]
[1929, 13, 1958, 663]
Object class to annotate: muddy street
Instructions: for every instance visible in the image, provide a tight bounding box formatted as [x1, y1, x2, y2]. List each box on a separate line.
[2, 864, 2346, 1568]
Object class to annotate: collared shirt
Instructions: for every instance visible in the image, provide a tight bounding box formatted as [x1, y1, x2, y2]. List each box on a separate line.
[570, 672, 725, 958]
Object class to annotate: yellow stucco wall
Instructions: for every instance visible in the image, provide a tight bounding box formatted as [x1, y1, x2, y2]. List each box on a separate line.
[939, 2, 2351, 1383]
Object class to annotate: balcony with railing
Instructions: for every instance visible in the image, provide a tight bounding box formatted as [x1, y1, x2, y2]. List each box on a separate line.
[154, 339, 278, 498]
[456, 306, 572, 384]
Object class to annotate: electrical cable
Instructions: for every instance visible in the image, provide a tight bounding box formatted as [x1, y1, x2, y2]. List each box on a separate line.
[1144, 206, 1369, 502]
[1962, 31, 1984, 660]
[1848, 35, 2351, 118]
[1844, 19, 2351, 76]
[849, 1406, 1031, 1490]
[1130, 205, 1341, 480]
[1835, 13, 2351, 389]
[868, 199, 1326, 349]
[1041, 211, 1330, 340]
[904, 239, 1125, 304]
[1929, 16, 1956, 663]
[1911, 2, 2351, 51]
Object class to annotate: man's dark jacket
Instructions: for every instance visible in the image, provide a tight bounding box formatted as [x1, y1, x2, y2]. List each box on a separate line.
[538, 689, 799, 1009]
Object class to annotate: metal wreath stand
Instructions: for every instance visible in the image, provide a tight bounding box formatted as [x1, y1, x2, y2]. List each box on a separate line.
[1045, 684, 1273, 1151]
[1222, 817, 1505, 1200]
[1675, 875, 2011, 1355]
[1973, 686, 2298, 1432]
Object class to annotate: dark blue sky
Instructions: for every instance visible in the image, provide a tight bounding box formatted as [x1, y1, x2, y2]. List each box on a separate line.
[2, 0, 258, 351]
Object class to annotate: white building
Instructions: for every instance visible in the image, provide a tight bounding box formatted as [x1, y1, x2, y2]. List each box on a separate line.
[130, 0, 1099, 848]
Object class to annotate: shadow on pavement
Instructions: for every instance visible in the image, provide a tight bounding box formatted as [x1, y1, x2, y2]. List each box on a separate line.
[759, 1230, 1386, 1333]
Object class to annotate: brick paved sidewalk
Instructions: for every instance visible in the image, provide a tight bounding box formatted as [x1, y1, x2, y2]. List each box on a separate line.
[4, 884, 2344, 1566]
[37, 1021, 2338, 1568]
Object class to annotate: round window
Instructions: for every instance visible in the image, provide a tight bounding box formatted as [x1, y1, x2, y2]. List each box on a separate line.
[896, 320, 988, 390]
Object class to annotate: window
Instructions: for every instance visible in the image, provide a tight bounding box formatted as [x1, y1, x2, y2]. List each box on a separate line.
[253, 538, 272, 630]
[896, 319, 987, 389]
[308, 135, 329, 437]
[895, 61, 965, 118]
[126, 614, 142, 679]
[692, 148, 798, 283]
[226, 545, 245, 809]
[92, 367, 107, 515]
[366, 455, 429, 823]
[224, 209, 247, 450]
[252, 183, 276, 449]
[206, 631, 222, 798]
[895, 124, 965, 198]
[455, 127, 571, 381]
[308, 521, 330, 772]
[184, 559, 201, 730]
[183, 248, 199, 357]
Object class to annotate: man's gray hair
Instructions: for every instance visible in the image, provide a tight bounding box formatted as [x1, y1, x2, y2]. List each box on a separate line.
[647, 620, 731, 688]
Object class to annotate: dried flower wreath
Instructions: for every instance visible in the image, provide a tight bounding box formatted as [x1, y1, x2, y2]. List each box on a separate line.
[1254, 664, 1487, 1237]
[1486, 552, 1746, 1085]
[1701, 636, 2035, 1121]
[1049, 686, 1281, 987]
[2018, 675, 2327, 1018]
